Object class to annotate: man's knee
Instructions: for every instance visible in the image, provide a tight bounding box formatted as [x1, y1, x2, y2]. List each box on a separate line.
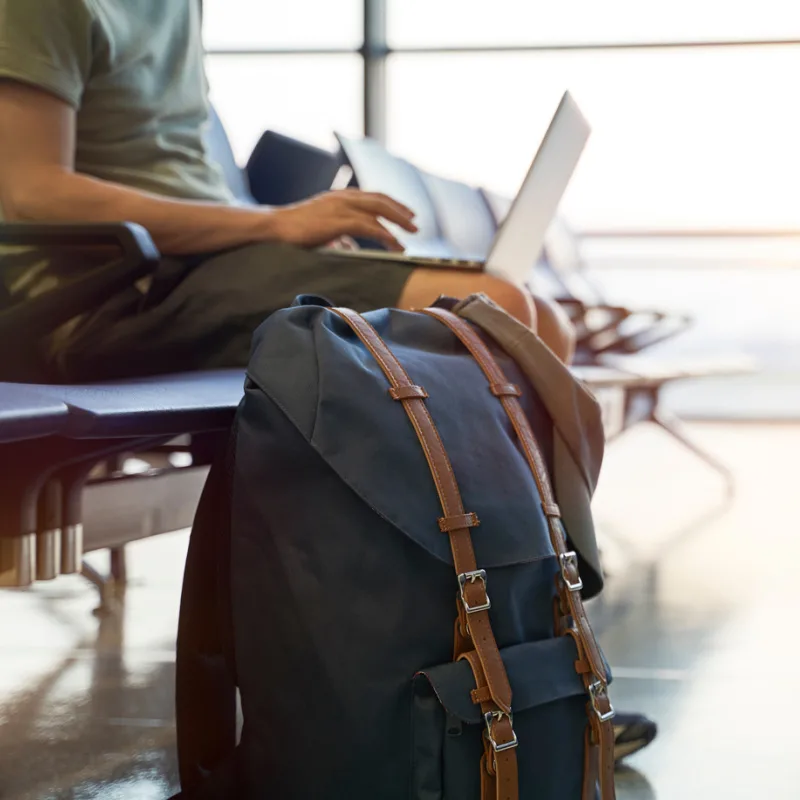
[473, 275, 533, 328]
[397, 268, 532, 327]
[532, 296, 576, 363]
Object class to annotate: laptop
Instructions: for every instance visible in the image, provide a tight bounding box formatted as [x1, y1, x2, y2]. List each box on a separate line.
[325, 91, 591, 288]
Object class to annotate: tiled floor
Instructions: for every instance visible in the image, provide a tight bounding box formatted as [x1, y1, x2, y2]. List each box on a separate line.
[1, 422, 797, 799]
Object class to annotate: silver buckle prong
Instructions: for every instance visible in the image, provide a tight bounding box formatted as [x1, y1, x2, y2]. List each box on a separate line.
[458, 569, 491, 614]
[588, 680, 616, 722]
[484, 710, 518, 752]
[559, 551, 584, 592]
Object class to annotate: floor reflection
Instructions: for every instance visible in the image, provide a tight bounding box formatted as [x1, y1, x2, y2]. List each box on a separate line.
[0, 537, 183, 800]
[1, 423, 798, 799]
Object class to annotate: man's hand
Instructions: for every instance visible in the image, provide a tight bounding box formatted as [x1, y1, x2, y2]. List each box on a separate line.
[270, 189, 418, 252]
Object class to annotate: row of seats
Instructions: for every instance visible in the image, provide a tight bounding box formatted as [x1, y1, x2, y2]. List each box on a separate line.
[0, 363, 244, 590]
[0, 108, 745, 598]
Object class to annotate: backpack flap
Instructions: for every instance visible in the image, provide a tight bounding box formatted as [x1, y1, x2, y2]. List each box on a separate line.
[246, 303, 558, 571]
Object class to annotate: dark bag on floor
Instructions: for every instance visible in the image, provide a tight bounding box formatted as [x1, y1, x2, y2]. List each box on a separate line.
[175, 296, 616, 800]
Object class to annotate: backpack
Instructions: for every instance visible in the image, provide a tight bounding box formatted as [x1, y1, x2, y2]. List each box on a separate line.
[175, 296, 615, 800]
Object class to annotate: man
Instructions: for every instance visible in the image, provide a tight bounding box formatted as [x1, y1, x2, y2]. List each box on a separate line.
[0, 0, 655, 762]
[0, 0, 573, 382]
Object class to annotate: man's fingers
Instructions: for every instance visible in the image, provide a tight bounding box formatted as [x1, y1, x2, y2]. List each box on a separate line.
[347, 214, 405, 252]
[343, 192, 418, 233]
[342, 190, 415, 218]
[364, 192, 416, 220]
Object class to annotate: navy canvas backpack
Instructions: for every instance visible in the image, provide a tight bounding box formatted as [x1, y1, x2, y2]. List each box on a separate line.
[175, 296, 615, 800]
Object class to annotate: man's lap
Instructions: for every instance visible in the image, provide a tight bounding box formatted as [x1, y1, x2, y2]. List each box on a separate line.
[50, 242, 414, 382]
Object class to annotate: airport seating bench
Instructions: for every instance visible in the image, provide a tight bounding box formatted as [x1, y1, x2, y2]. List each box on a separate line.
[0, 371, 243, 604]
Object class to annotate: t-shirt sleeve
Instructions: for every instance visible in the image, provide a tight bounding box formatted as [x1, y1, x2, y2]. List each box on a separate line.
[0, 0, 94, 108]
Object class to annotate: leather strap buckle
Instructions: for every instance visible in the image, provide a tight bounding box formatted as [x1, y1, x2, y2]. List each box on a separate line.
[458, 570, 491, 614]
[559, 551, 584, 592]
[484, 710, 518, 752]
[588, 680, 616, 723]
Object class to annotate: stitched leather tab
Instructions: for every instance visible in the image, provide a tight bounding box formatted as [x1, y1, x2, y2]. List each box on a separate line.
[389, 385, 428, 401]
[542, 502, 561, 518]
[471, 685, 492, 705]
[490, 383, 522, 397]
[438, 512, 480, 532]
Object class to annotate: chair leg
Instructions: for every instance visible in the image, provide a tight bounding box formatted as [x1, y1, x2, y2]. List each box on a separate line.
[651, 408, 736, 500]
[110, 546, 128, 598]
[81, 546, 127, 616]
[81, 558, 118, 616]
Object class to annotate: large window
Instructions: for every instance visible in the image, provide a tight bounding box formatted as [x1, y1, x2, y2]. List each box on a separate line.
[202, 0, 365, 160]
[206, 56, 363, 159]
[387, 46, 800, 230]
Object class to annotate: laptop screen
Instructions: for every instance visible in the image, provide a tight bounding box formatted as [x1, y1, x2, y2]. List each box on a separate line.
[486, 92, 591, 287]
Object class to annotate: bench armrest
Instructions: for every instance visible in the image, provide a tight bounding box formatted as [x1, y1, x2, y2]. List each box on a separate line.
[0, 222, 160, 265]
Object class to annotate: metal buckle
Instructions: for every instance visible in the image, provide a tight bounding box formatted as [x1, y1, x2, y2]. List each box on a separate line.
[484, 711, 518, 752]
[559, 551, 583, 592]
[458, 570, 491, 614]
[588, 680, 616, 722]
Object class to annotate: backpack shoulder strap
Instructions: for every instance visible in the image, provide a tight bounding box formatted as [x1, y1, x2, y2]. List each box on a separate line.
[422, 306, 616, 800]
[333, 307, 518, 800]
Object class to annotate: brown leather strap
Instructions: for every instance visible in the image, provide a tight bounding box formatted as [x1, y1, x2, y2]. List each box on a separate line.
[481, 754, 495, 800]
[332, 308, 515, 725]
[424, 309, 608, 677]
[461, 651, 519, 800]
[591, 703, 616, 800]
[582, 726, 600, 800]
[423, 307, 616, 800]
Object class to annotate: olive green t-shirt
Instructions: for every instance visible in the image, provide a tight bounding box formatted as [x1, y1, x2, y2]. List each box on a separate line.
[0, 0, 234, 351]
[0, 0, 232, 205]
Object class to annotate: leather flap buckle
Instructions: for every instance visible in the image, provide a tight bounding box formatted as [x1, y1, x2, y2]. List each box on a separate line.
[559, 551, 583, 593]
[588, 680, 616, 722]
[484, 710, 518, 752]
[458, 569, 491, 614]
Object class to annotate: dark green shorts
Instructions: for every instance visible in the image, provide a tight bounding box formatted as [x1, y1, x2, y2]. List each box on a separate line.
[51, 242, 414, 382]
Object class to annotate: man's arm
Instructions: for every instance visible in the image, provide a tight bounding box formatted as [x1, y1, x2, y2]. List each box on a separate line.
[0, 81, 417, 255]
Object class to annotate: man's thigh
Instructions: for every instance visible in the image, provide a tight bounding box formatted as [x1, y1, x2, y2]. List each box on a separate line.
[52, 242, 415, 381]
